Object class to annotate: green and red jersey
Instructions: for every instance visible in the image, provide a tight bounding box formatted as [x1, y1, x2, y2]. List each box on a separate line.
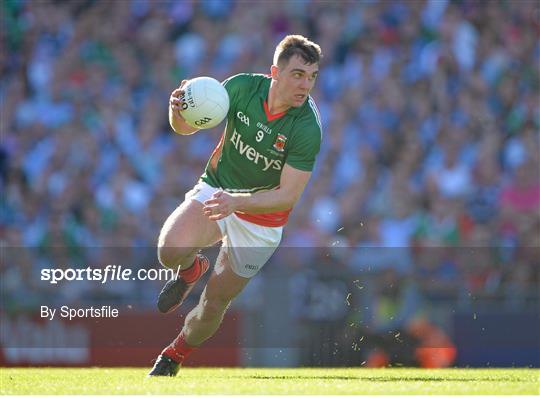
[200, 73, 322, 227]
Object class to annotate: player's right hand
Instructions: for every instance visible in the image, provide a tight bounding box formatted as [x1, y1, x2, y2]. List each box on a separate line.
[169, 79, 188, 119]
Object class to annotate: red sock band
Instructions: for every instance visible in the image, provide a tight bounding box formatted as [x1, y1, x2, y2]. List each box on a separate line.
[161, 331, 195, 364]
[180, 256, 202, 284]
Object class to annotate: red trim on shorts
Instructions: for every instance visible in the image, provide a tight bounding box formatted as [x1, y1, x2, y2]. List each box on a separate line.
[234, 209, 291, 227]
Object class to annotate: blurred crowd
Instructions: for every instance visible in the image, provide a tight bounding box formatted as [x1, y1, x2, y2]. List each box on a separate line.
[1, 0, 539, 312]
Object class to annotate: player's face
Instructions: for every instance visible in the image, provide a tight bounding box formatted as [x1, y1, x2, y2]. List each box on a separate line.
[274, 55, 319, 107]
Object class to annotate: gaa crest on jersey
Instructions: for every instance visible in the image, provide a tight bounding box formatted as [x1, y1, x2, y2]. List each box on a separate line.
[273, 134, 287, 152]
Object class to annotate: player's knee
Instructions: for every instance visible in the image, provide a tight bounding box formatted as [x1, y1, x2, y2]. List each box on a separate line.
[157, 245, 196, 270]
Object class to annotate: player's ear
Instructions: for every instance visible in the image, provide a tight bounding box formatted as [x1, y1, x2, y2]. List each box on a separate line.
[270, 65, 279, 80]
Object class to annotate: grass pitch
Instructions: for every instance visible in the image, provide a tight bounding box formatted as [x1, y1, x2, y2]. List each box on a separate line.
[1, 367, 538, 395]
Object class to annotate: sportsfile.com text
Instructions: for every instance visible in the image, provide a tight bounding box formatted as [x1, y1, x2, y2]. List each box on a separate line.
[40, 266, 179, 284]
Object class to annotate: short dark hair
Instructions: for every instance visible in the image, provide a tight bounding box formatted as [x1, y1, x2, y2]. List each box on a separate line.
[273, 35, 322, 67]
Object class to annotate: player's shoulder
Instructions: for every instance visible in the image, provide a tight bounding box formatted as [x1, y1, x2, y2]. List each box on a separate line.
[223, 73, 269, 90]
[296, 96, 323, 137]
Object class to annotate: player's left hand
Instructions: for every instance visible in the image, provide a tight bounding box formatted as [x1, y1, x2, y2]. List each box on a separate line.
[203, 190, 238, 221]
[169, 79, 188, 119]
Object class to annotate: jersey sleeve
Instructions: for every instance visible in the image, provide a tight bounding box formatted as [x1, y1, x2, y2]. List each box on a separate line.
[222, 74, 252, 115]
[286, 108, 322, 172]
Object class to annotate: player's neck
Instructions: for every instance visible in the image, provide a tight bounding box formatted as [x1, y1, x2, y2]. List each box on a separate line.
[267, 84, 290, 114]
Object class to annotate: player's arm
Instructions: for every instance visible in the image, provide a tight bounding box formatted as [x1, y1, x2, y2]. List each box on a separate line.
[169, 80, 199, 135]
[202, 164, 311, 220]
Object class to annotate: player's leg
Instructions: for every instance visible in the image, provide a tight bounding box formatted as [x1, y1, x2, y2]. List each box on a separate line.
[148, 249, 250, 377]
[157, 198, 222, 271]
[149, 214, 282, 376]
[156, 193, 223, 314]
[174, 216, 281, 344]
[182, 249, 250, 346]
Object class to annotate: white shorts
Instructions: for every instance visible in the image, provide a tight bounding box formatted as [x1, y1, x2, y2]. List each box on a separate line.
[185, 181, 283, 278]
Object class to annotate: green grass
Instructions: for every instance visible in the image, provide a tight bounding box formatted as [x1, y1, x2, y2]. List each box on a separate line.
[0, 368, 538, 395]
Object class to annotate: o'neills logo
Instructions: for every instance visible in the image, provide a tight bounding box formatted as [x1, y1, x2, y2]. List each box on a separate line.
[230, 129, 282, 171]
[273, 134, 287, 152]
